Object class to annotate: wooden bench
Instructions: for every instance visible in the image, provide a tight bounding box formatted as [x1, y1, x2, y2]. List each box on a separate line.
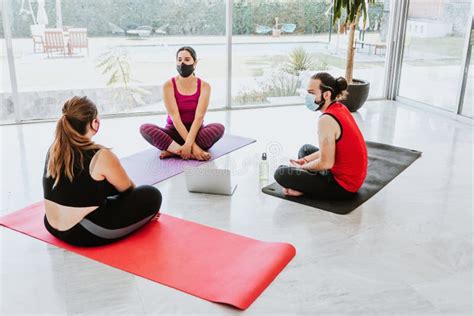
[355, 41, 387, 55]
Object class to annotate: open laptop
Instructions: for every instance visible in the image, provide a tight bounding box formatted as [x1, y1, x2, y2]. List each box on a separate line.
[184, 167, 237, 196]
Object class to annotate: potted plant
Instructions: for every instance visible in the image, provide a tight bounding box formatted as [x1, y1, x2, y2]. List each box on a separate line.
[333, 0, 375, 112]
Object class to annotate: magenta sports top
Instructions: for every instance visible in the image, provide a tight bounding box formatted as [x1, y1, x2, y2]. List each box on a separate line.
[166, 77, 202, 126]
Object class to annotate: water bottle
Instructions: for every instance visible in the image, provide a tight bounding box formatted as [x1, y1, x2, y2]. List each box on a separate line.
[259, 152, 269, 181]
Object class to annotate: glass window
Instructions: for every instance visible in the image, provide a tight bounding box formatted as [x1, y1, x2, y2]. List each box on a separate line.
[461, 32, 473, 118]
[398, 0, 472, 111]
[1, 5, 14, 123]
[231, 0, 392, 108]
[7, 0, 226, 121]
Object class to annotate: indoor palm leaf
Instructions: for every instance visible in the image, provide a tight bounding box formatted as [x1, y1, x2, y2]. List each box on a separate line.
[332, 0, 376, 83]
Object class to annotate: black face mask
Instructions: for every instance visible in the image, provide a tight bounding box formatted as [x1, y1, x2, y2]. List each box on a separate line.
[177, 63, 194, 78]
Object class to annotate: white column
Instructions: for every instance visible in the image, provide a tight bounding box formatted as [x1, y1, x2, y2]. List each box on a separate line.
[56, 0, 63, 29]
[225, 0, 232, 109]
[2, 0, 21, 122]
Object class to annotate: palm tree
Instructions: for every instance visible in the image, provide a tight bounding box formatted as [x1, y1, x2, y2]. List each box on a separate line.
[332, 0, 376, 83]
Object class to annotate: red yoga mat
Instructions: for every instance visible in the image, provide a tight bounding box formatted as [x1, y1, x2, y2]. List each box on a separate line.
[0, 202, 296, 310]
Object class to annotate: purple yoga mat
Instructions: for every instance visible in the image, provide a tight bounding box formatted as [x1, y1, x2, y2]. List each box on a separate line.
[121, 134, 256, 186]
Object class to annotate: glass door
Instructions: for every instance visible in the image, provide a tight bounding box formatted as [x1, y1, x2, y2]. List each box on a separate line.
[459, 20, 473, 118]
[397, 0, 472, 111]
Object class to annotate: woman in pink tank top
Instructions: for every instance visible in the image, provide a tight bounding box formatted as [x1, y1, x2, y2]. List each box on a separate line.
[140, 47, 225, 160]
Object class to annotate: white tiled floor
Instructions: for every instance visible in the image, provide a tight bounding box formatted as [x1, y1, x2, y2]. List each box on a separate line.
[1, 101, 472, 315]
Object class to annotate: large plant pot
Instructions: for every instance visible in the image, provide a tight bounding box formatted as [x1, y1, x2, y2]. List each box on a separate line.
[340, 79, 370, 112]
[272, 28, 281, 37]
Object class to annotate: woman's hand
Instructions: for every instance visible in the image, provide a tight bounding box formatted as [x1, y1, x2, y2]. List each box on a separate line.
[180, 143, 193, 160]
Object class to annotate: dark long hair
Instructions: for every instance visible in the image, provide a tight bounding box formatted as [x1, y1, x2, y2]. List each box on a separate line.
[311, 72, 348, 100]
[176, 46, 197, 62]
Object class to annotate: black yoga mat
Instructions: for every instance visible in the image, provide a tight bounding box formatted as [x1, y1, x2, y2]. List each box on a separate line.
[262, 141, 422, 215]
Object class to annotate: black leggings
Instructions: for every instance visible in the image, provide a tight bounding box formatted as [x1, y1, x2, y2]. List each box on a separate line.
[44, 185, 162, 247]
[274, 144, 356, 200]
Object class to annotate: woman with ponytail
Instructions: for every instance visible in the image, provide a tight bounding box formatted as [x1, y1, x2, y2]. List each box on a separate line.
[43, 96, 162, 247]
[274, 72, 368, 200]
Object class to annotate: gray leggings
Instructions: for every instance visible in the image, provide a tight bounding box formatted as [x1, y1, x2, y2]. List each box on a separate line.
[274, 144, 356, 200]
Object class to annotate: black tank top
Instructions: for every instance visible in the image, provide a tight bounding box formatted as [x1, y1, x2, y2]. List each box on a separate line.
[43, 148, 117, 207]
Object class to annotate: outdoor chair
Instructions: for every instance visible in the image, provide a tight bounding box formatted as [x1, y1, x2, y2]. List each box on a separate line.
[44, 29, 68, 57]
[255, 24, 272, 35]
[127, 26, 153, 39]
[68, 28, 89, 56]
[30, 24, 45, 53]
[108, 22, 125, 35]
[281, 23, 296, 34]
[154, 23, 169, 35]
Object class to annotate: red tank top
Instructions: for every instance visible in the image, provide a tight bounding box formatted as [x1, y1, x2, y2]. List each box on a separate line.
[166, 77, 201, 126]
[322, 102, 368, 192]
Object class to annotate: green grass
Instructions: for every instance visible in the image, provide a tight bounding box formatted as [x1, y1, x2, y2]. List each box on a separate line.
[405, 59, 462, 67]
[240, 36, 466, 74]
[236, 48, 395, 82]
[408, 36, 465, 59]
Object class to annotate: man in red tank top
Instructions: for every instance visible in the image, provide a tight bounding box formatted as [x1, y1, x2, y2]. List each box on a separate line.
[274, 72, 368, 200]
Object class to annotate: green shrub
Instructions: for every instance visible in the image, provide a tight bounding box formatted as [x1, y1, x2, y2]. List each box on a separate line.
[5, 0, 385, 38]
[284, 46, 315, 75]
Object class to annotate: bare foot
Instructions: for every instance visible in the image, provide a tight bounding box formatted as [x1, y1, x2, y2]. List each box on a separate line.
[164, 141, 183, 159]
[193, 149, 211, 161]
[200, 151, 211, 161]
[159, 151, 176, 159]
[283, 188, 304, 197]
